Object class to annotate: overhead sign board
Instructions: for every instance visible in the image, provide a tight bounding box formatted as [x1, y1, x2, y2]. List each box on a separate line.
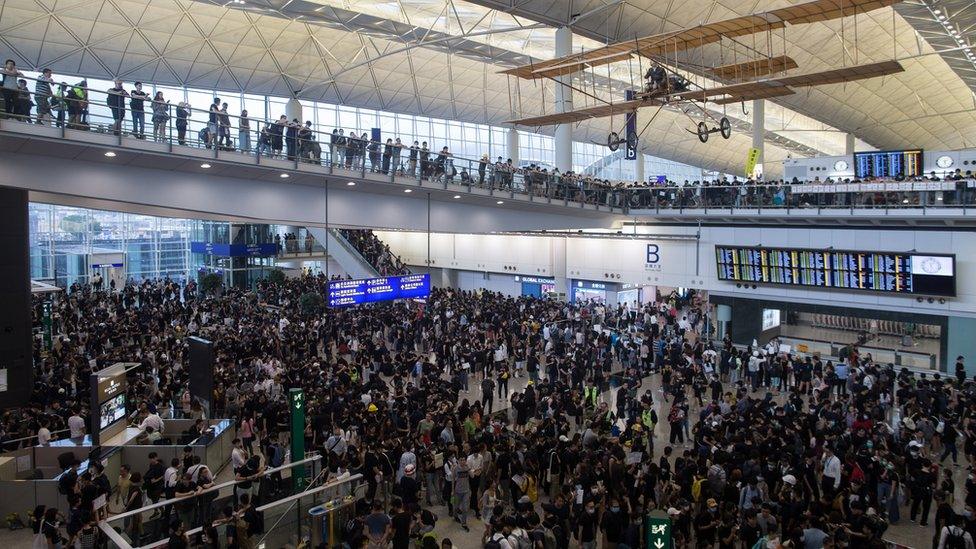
[327, 274, 431, 307]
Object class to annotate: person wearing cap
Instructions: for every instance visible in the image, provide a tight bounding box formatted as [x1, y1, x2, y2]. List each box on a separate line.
[693, 498, 720, 548]
[397, 463, 420, 509]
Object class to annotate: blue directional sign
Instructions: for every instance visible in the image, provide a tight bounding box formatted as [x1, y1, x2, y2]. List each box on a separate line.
[327, 274, 431, 307]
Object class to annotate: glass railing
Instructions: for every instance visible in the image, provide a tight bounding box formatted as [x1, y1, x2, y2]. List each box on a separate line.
[98, 454, 325, 548]
[2, 74, 974, 214]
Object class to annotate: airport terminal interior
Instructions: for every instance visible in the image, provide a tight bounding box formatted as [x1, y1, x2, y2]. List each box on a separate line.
[3, 0, 976, 547]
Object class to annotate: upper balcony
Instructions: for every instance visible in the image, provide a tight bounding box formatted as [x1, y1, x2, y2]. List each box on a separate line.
[0, 76, 972, 228]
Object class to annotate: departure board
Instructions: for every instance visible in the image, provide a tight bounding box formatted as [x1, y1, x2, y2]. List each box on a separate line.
[853, 149, 923, 178]
[715, 246, 955, 296]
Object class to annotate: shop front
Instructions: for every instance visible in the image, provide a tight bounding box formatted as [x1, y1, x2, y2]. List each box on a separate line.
[516, 275, 556, 298]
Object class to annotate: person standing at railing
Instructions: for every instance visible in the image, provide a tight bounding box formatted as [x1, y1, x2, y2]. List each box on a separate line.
[382, 138, 393, 174]
[129, 82, 149, 139]
[218, 103, 232, 149]
[152, 92, 170, 143]
[345, 130, 357, 169]
[392, 137, 403, 175]
[478, 154, 488, 185]
[176, 101, 190, 145]
[239, 109, 251, 152]
[271, 115, 286, 157]
[334, 128, 345, 166]
[106, 78, 129, 135]
[34, 68, 54, 126]
[256, 124, 271, 156]
[1, 59, 23, 118]
[408, 140, 419, 176]
[419, 141, 430, 179]
[67, 80, 88, 128]
[285, 118, 299, 160]
[368, 135, 381, 172]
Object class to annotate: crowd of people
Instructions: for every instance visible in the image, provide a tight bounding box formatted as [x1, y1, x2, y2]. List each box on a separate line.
[339, 229, 410, 276]
[9, 260, 975, 549]
[7, 62, 975, 214]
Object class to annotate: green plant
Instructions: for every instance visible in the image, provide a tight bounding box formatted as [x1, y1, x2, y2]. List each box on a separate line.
[299, 291, 325, 316]
[200, 272, 223, 295]
[266, 269, 286, 285]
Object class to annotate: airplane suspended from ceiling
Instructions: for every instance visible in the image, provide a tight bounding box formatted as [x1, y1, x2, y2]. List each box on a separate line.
[501, 0, 905, 147]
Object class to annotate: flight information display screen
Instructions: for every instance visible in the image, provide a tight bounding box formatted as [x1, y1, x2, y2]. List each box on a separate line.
[328, 274, 431, 307]
[715, 246, 955, 296]
[853, 149, 923, 178]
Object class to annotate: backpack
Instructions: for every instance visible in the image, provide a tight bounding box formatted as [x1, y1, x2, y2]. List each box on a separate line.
[532, 526, 557, 549]
[484, 533, 505, 549]
[945, 527, 967, 549]
[509, 529, 533, 549]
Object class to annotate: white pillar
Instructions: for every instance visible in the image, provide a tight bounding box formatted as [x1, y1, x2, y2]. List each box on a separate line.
[845, 133, 856, 156]
[550, 236, 568, 300]
[507, 128, 520, 166]
[285, 97, 303, 123]
[554, 27, 574, 172]
[751, 99, 764, 179]
[635, 152, 645, 183]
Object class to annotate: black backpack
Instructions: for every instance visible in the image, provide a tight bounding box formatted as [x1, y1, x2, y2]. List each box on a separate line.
[946, 527, 967, 549]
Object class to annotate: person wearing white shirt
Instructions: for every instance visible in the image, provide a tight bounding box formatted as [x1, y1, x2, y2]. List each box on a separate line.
[822, 447, 842, 493]
[37, 422, 52, 445]
[939, 518, 975, 549]
[138, 404, 165, 433]
[231, 438, 248, 472]
[68, 407, 86, 439]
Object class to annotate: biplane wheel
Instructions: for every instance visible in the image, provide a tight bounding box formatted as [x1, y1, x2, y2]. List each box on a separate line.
[607, 132, 620, 151]
[626, 132, 638, 151]
[697, 122, 709, 143]
[719, 117, 732, 139]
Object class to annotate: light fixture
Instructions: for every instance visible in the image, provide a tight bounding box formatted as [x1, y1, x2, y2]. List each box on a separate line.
[347, 181, 356, 186]
[453, 195, 461, 199]
[200, 163, 211, 169]
[404, 189, 412, 193]
[104, 151, 116, 157]
[934, 8, 941, 14]
[496, 200, 504, 204]
[280, 173, 289, 178]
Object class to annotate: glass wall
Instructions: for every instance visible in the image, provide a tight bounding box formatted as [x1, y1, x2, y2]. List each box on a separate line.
[29, 203, 191, 286]
[20, 70, 711, 182]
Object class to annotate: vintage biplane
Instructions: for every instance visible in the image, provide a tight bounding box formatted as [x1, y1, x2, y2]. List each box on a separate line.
[502, 0, 905, 145]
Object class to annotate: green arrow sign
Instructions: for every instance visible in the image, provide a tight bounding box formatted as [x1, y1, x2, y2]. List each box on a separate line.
[289, 388, 306, 491]
[646, 511, 672, 549]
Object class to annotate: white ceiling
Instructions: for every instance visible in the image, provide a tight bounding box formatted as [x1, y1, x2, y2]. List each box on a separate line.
[1, 0, 973, 178]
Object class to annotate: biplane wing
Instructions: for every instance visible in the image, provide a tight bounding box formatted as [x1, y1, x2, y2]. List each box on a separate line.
[505, 99, 655, 126]
[500, 0, 901, 81]
[709, 55, 799, 81]
[506, 60, 902, 126]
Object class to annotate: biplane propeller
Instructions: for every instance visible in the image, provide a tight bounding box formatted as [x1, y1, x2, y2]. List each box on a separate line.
[501, 0, 905, 149]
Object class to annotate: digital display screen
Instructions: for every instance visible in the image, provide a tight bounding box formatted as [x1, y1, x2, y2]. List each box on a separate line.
[716, 246, 955, 297]
[853, 149, 923, 178]
[99, 393, 127, 430]
[327, 274, 431, 307]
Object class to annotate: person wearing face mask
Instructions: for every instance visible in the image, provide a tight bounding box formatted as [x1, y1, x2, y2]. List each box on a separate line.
[576, 501, 599, 549]
[600, 498, 629, 549]
[694, 498, 721, 549]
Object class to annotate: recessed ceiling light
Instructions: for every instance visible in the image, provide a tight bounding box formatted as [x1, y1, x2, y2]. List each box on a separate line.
[933, 9, 941, 14]
[200, 163, 211, 169]
[280, 173, 289, 178]
[104, 151, 116, 157]
[453, 195, 461, 199]
[404, 189, 412, 193]
[496, 200, 504, 204]
[347, 181, 356, 186]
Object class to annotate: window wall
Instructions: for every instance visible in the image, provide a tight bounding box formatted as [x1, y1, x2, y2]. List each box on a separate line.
[29, 203, 192, 286]
[21, 70, 713, 181]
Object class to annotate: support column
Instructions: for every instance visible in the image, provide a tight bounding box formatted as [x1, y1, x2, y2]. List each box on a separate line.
[554, 27, 574, 172]
[845, 133, 856, 156]
[751, 99, 765, 179]
[635, 152, 645, 183]
[550, 236, 569, 300]
[285, 97, 303, 123]
[507, 128, 520, 166]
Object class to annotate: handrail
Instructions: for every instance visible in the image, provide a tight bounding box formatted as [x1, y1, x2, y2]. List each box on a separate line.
[3, 71, 976, 212]
[101, 453, 322, 524]
[1, 428, 72, 450]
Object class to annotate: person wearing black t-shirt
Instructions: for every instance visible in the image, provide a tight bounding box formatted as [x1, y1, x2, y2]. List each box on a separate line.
[390, 498, 413, 549]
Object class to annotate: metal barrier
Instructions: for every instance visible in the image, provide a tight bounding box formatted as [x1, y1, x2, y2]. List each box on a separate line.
[5, 74, 973, 215]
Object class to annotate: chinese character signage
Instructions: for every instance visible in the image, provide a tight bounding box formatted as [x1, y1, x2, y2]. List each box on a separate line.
[327, 274, 431, 307]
